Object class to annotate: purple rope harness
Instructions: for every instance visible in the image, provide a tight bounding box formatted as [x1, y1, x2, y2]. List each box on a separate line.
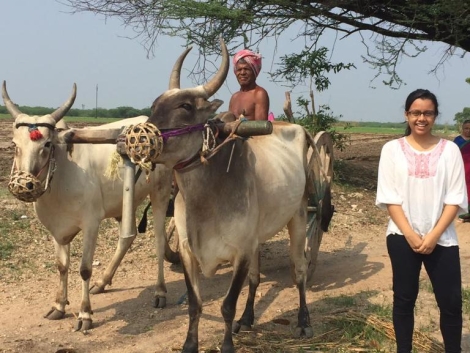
[160, 123, 205, 142]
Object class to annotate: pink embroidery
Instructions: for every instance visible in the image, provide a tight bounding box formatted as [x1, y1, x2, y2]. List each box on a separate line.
[398, 138, 446, 179]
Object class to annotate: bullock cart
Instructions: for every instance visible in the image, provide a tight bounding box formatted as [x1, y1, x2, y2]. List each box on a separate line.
[53, 118, 334, 284]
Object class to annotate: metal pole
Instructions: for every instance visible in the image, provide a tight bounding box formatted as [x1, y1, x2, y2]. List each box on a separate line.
[121, 155, 136, 238]
[95, 84, 98, 119]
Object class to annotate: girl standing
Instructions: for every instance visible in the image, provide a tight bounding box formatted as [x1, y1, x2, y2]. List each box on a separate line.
[376, 89, 467, 353]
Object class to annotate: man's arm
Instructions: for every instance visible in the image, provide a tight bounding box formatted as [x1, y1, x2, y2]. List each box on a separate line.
[254, 87, 269, 121]
[228, 94, 236, 116]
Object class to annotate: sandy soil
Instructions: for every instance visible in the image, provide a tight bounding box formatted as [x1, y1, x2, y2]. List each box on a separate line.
[0, 119, 469, 353]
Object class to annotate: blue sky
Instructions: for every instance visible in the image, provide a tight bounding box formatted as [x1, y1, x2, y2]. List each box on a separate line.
[2, 0, 469, 124]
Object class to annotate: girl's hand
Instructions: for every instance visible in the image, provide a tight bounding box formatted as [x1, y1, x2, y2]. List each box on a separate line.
[404, 232, 423, 250]
[416, 234, 439, 254]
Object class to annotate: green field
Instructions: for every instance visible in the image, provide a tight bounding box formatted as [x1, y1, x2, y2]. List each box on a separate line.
[342, 126, 458, 135]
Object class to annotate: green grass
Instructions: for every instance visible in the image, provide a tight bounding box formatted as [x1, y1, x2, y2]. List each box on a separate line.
[463, 287, 470, 317]
[419, 278, 435, 293]
[0, 209, 27, 261]
[340, 126, 404, 134]
[0, 230, 15, 261]
[229, 291, 399, 352]
[63, 116, 121, 124]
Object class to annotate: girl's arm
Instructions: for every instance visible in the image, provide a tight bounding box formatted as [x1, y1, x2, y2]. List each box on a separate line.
[386, 204, 423, 250]
[417, 204, 460, 254]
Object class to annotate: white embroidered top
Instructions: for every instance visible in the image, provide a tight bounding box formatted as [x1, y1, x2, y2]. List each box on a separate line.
[376, 137, 468, 246]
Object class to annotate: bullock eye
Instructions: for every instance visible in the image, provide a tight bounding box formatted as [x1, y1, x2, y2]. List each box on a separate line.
[44, 141, 52, 148]
[180, 103, 192, 111]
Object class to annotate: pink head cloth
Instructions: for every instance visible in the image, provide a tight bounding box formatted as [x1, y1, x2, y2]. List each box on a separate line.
[233, 49, 262, 78]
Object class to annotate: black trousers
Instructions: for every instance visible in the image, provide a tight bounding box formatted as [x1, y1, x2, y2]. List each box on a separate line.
[387, 234, 462, 353]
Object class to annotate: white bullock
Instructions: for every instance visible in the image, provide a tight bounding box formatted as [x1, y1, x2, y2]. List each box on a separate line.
[140, 41, 319, 353]
[2, 81, 173, 331]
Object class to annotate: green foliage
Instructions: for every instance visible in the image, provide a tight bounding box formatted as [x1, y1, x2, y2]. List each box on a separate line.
[270, 47, 356, 91]
[455, 78, 470, 128]
[108, 106, 144, 119]
[269, 45, 352, 150]
[65, 0, 470, 89]
[303, 104, 351, 151]
[0, 104, 152, 119]
[279, 97, 351, 151]
[454, 107, 470, 127]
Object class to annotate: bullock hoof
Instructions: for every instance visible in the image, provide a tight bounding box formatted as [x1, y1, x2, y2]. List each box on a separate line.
[182, 342, 198, 353]
[89, 284, 106, 295]
[74, 318, 93, 332]
[293, 325, 313, 338]
[232, 321, 252, 333]
[153, 296, 166, 309]
[44, 307, 65, 320]
[220, 341, 236, 353]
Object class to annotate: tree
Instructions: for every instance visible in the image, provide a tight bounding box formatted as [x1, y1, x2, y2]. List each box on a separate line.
[275, 46, 353, 150]
[454, 107, 470, 127]
[454, 77, 470, 127]
[62, 0, 470, 88]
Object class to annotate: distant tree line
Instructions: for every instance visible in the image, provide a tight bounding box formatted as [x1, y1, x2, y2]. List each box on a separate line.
[0, 104, 151, 119]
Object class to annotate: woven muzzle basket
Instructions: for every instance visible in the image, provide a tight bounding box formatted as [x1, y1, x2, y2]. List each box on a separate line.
[124, 122, 163, 166]
[8, 170, 45, 202]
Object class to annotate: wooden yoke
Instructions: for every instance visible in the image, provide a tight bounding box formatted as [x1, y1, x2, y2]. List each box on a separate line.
[53, 120, 273, 145]
[52, 120, 272, 239]
[53, 127, 124, 145]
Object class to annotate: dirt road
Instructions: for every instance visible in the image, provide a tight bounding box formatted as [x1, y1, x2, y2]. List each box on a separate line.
[0, 118, 469, 352]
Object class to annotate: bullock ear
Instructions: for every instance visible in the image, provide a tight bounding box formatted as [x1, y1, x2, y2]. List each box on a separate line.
[209, 99, 224, 112]
[214, 111, 236, 123]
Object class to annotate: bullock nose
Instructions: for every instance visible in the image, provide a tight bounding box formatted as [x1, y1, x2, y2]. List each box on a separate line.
[26, 182, 34, 190]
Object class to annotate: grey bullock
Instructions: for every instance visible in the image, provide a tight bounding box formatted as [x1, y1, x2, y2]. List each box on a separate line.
[143, 40, 315, 353]
[2, 82, 173, 331]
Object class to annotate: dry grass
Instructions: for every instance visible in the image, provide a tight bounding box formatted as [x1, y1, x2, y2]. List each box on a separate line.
[191, 310, 445, 353]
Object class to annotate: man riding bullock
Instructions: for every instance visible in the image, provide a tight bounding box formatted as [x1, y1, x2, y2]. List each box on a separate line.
[229, 49, 271, 121]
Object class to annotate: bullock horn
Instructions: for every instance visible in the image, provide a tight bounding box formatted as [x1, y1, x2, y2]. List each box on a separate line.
[179, 38, 229, 98]
[169, 47, 193, 90]
[201, 38, 229, 98]
[2, 81, 22, 119]
[50, 83, 77, 123]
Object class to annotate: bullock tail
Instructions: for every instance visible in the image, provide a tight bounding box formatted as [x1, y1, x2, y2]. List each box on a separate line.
[137, 198, 175, 233]
[104, 151, 123, 180]
[137, 202, 153, 233]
